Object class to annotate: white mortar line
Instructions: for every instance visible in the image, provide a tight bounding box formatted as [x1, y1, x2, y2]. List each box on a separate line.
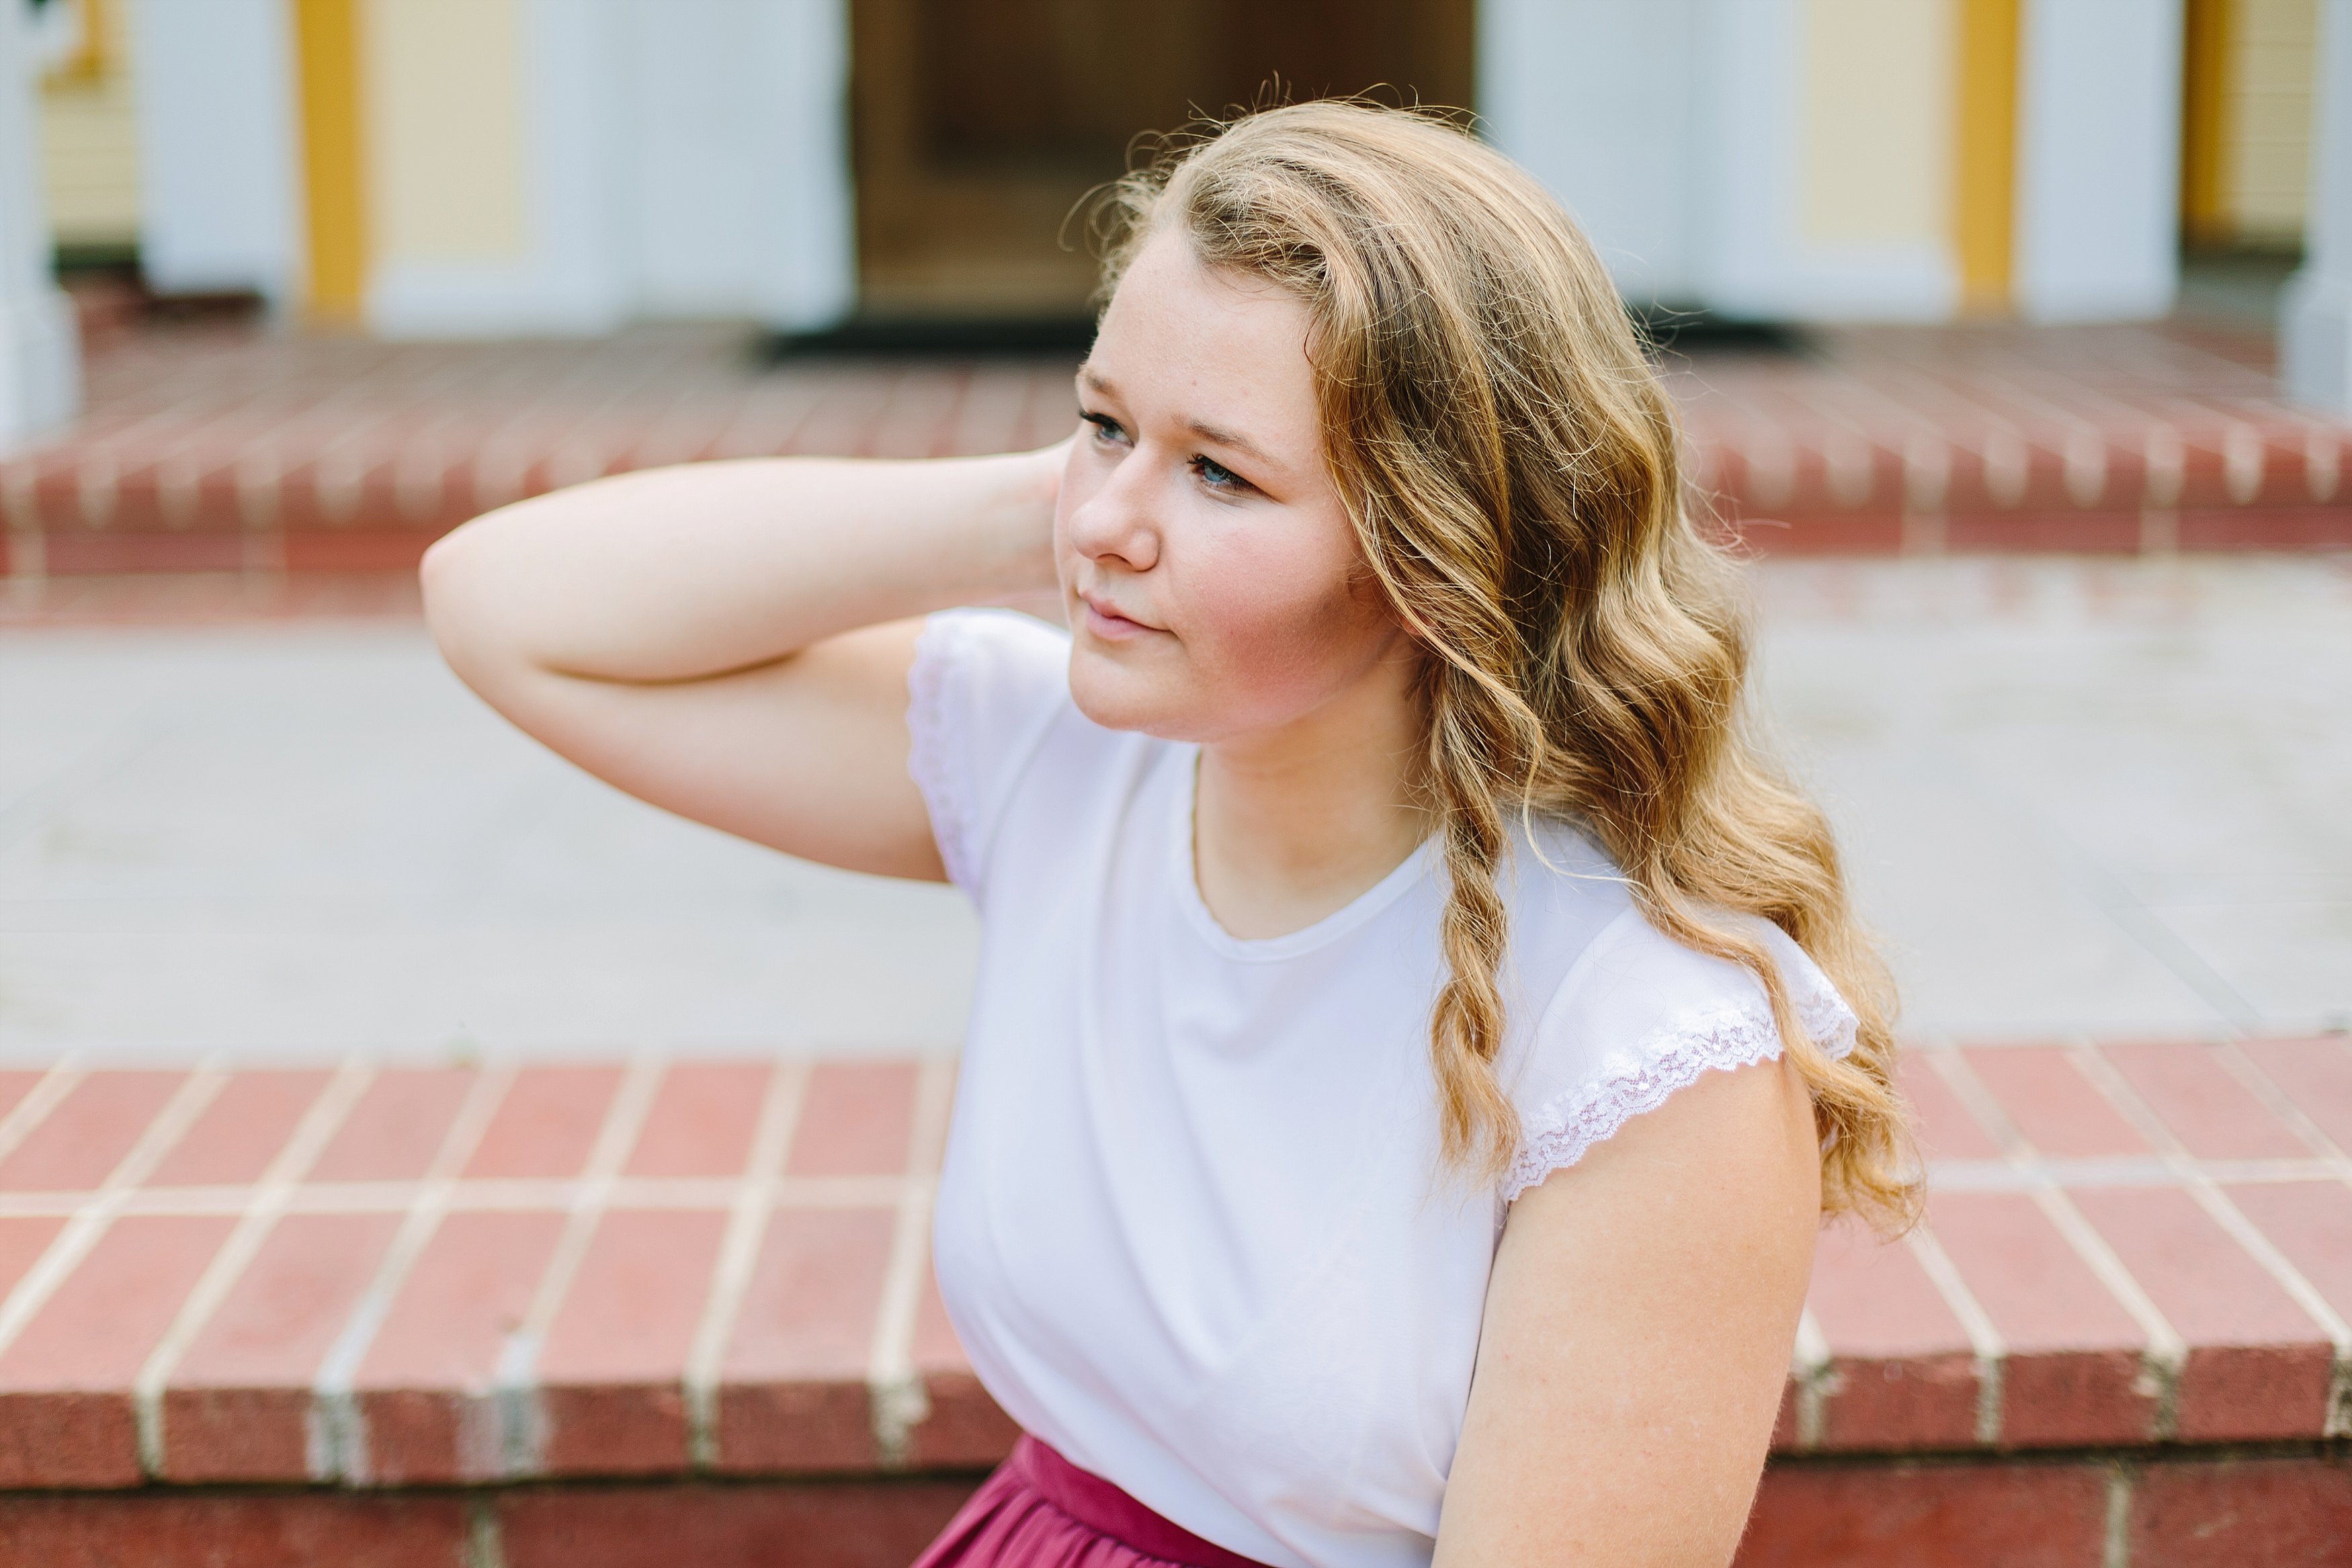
[2103, 1464, 2134, 1568]
[133, 1059, 376, 1477]
[1926, 1047, 2188, 1436]
[1927, 1156, 2342, 1192]
[0, 1171, 922, 1222]
[0, 1061, 228, 1364]
[2212, 1039, 2352, 1182]
[2067, 1043, 2352, 1438]
[1905, 1223, 2007, 1445]
[1790, 1307, 1833, 1451]
[868, 1058, 958, 1469]
[309, 1063, 516, 1483]
[490, 1055, 669, 1477]
[0, 1061, 83, 1166]
[683, 1059, 811, 1469]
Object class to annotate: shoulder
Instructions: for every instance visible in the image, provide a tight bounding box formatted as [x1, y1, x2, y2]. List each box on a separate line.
[1501, 899, 1857, 1202]
[907, 607, 1080, 894]
[913, 605, 1071, 704]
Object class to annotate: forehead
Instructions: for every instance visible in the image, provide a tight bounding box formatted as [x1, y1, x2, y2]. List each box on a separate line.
[1085, 230, 1318, 437]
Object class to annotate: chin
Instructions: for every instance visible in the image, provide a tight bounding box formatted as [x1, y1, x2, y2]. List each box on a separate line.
[1066, 648, 1204, 740]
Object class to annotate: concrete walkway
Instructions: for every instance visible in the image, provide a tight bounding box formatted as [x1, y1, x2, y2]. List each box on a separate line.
[1, 555, 2347, 1062]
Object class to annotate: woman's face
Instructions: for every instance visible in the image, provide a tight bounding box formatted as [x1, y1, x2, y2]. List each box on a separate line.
[1057, 227, 1410, 744]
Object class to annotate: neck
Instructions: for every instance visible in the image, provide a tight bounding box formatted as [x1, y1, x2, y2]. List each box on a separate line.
[1191, 646, 1431, 941]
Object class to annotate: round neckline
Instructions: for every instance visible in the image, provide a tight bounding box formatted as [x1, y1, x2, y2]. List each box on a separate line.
[1169, 747, 1441, 963]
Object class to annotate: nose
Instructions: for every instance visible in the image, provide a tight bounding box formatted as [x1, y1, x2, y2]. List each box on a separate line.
[1064, 445, 1161, 574]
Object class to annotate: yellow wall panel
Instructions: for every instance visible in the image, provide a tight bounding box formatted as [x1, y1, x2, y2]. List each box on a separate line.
[1802, 0, 1954, 246]
[295, 0, 369, 319]
[1953, 0, 2019, 308]
[363, 0, 527, 264]
[2225, 0, 2316, 244]
[38, 0, 141, 248]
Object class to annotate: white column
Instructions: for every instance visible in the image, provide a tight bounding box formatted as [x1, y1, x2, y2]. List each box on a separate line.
[0, 0, 79, 450]
[2285, 0, 2352, 410]
[2013, 0, 2185, 322]
[1478, 0, 1958, 322]
[129, 0, 302, 306]
[1478, 0, 1702, 306]
[747, 0, 854, 331]
[622, 0, 854, 331]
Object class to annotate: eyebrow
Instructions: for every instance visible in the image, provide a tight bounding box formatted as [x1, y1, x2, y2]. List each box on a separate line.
[1185, 419, 1277, 469]
[1077, 367, 1284, 472]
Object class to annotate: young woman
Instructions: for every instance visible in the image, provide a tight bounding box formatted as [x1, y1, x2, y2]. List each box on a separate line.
[423, 102, 1914, 1568]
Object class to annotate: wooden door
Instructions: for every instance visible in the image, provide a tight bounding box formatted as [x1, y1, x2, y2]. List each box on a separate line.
[850, 0, 1475, 320]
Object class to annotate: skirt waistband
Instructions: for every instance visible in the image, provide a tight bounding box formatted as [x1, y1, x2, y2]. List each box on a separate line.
[1011, 1435, 1277, 1568]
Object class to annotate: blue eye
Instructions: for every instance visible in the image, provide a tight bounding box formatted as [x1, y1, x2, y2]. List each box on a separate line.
[1193, 455, 1245, 491]
[1082, 412, 1126, 445]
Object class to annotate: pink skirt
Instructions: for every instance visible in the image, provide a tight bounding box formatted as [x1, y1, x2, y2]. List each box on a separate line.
[911, 1434, 1276, 1568]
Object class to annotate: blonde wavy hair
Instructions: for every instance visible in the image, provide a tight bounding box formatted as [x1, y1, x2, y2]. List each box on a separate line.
[1095, 100, 1917, 1229]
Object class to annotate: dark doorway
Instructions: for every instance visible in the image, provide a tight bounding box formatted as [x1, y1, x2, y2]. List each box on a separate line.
[849, 0, 1476, 322]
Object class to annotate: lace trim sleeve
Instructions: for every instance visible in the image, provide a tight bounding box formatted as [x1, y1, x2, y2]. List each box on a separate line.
[905, 613, 976, 890]
[1501, 986, 1859, 1203]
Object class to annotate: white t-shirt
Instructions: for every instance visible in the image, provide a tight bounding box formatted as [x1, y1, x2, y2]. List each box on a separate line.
[909, 608, 1857, 1568]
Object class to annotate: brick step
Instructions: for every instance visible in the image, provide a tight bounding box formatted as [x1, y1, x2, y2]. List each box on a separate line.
[0, 1041, 2346, 1562]
[4, 322, 2349, 578]
[2, 1454, 2345, 1567]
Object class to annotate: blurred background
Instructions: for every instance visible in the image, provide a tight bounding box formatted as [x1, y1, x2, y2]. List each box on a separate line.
[1, 0, 2314, 340]
[0, 0, 2347, 1063]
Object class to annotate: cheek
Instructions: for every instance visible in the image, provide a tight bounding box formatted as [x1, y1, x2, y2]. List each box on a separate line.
[1168, 525, 1389, 706]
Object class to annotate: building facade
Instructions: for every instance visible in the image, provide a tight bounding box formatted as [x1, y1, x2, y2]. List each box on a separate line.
[7, 0, 2335, 343]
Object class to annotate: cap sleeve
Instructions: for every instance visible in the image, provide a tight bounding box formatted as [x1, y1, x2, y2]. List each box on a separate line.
[1502, 908, 1859, 1203]
[906, 607, 1073, 900]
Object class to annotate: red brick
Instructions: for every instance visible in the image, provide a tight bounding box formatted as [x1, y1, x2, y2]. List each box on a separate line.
[1736, 1460, 2111, 1568]
[308, 1068, 475, 1181]
[1730, 512, 1907, 556]
[0, 1491, 473, 1568]
[624, 1062, 771, 1178]
[463, 1065, 624, 1180]
[0, 1070, 44, 1128]
[537, 1207, 729, 1476]
[147, 1070, 331, 1186]
[2238, 1037, 2352, 1153]
[2128, 1455, 2352, 1567]
[0, 1214, 236, 1487]
[2068, 1186, 2335, 1441]
[353, 1209, 566, 1483]
[1926, 1192, 2156, 1446]
[280, 527, 441, 572]
[163, 1211, 404, 1482]
[2222, 1181, 2352, 1327]
[2177, 506, 2352, 551]
[0, 1071, 186, 1190]
[1802, 1221, 1980, 1450]
[1944, 509, 2144, 553]
[39, 531, 248, 574]
[786, 1063, 919, 1178]
[1962, 1047, 2152, 1156]
[0, 1216, 65, 1301]
[2096, 1043, 2312, 1159]
[906, 1258, 1018, 1469]
[497, 1479, 982, 1568]
[716, 1206, 897, 1472]
[1898, 1055, 2003, 1160]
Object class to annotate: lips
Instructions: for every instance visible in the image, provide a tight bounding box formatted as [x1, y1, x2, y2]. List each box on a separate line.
[1079, 591, 1162, 635]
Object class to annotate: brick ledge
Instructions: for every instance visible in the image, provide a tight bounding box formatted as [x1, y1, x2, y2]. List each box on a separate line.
[0, 1040, 2346, 1496]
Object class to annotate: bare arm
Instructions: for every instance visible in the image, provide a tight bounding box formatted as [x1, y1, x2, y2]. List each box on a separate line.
[419, 446, 1064, 879]
[1433, 1056, 1822, 1567]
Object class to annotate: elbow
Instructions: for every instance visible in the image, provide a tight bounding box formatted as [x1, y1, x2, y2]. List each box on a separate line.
[419, 524, 500, 685]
